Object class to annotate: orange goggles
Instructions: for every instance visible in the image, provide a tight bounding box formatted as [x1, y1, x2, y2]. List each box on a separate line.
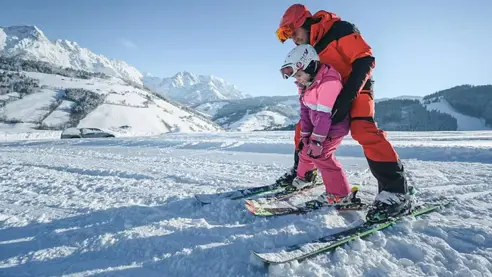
[276, 25, 293, 43]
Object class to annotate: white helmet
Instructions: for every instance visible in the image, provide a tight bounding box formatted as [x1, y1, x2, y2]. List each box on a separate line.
[280, 44, 320, 79]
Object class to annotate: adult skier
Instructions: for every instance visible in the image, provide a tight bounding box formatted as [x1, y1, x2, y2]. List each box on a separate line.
[275, 3, 411, 222]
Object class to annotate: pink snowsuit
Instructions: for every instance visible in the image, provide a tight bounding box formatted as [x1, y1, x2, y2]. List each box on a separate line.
[296, 63, 351, 197]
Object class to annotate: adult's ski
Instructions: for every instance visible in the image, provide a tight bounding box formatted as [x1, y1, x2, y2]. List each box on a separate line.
[251, 197, 452, 264]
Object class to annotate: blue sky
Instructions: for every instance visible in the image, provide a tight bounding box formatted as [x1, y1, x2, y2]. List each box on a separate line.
[1, 0, 491, 99]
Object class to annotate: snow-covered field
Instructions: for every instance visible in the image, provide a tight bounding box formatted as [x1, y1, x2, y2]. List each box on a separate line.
[0, 130, 491, 277]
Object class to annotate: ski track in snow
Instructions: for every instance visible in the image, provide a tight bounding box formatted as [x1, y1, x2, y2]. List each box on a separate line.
[0, 131, 491, 277]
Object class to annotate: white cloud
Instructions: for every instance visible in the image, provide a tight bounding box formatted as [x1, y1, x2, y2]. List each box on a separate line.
[121, 38, 137, 49]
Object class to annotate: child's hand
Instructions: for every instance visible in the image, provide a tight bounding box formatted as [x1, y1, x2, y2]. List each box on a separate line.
[298, 136, 310, 151]
[307, 140, 323, 159]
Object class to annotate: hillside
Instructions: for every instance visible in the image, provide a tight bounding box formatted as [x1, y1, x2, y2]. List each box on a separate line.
[423, 85, 492, 130]
[192, 96, 299, 131]
[374, 99, 458, 131]
[0, 57, 223, 136]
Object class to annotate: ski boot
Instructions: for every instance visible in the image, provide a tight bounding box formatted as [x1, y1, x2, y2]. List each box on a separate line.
[274, 167, 297, 187]
[284, 169, 320, 192]
[277, 168, 318, 188]
[365, 186, 416, 223]
[305, 186, 363, 210]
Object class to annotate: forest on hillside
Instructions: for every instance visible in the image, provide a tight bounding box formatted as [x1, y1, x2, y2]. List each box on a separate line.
[423, 85, 492, 126]
[0, 56, 109, 80]
[374, 99, 457, 131]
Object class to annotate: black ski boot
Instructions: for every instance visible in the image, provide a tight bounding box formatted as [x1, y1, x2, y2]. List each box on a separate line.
[366, 186, 416, 223]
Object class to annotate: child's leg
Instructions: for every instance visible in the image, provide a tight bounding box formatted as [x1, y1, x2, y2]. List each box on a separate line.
[296, 144, 315, 179]
[313, 136, 350, 197]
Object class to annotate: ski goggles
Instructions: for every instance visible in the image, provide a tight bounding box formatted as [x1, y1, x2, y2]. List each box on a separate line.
[280, 64, 295, 79]
[276, 25, 293, 43]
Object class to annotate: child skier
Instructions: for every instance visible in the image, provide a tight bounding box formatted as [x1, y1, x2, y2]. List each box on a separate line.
[280, 44, 356, 204]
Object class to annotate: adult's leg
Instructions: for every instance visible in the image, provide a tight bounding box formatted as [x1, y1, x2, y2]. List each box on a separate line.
[350, 90, 407, 194]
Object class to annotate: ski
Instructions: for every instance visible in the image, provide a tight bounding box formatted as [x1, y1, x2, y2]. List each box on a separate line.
[246, 197, 368, 216]
[195, 178, 324, 204]
[245, 186, 372, 216]
[194, 182, 285, 204]
[250, 198, 452, 264]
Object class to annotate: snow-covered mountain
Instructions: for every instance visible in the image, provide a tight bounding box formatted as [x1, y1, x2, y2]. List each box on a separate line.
[0, 25, 144, 86]
[143, 71, 249, 106]
[423, 96, 491, 131]
[0, 57, 223, 136]
[193, 95, 300, 131]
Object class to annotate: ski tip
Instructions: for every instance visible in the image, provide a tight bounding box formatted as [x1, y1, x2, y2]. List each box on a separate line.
[245, 201, 257, 214]
[194, 195, 210, 205]
[250, 250, 278, 265]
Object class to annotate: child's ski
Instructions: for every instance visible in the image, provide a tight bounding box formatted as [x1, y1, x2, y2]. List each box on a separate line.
[245, 186, 373, 216]
[194, 180, 323, 204]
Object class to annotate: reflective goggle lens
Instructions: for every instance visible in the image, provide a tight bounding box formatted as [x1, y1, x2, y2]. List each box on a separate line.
[276, 26, 293, 43]
[280, 65, 294, 79]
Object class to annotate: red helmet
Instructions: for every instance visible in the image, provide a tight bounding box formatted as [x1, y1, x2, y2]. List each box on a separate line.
[276, 4, 312, 43]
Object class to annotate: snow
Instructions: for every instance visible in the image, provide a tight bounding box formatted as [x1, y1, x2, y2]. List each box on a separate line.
[193, 101, 230, 118]
[425, 98, 491, 131]
[226, 110, 296, 131]
[78, 104, 172, 134]
[23, 71, 137, 94]
[42, 100, 73, 127]
[0, 29, 6, 50]
[0, 130, 491, 276]
[105, 93, 148, 107]
[1, 70, 222, 135]
[0, 122, 60, 140]
[0, 88, 58, 123]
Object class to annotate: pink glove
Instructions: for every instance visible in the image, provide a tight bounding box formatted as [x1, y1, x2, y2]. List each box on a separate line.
[307, 140, 323, 159]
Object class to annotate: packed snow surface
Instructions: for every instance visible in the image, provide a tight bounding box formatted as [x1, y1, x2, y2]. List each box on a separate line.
[0, 130, 491, 276]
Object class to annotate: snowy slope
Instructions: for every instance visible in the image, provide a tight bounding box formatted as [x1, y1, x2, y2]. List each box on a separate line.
[192, 101, 230, 118]
[376, 94, 491, 131]
[143, 71, 248, 106]
[0, 130, 491, 276]
[221, 110, 296, 132]
[0, 69, 223, 136]
[193, 96, 300, 131]
[0, 25, 143, 86]
[425, 98, 491, 131]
